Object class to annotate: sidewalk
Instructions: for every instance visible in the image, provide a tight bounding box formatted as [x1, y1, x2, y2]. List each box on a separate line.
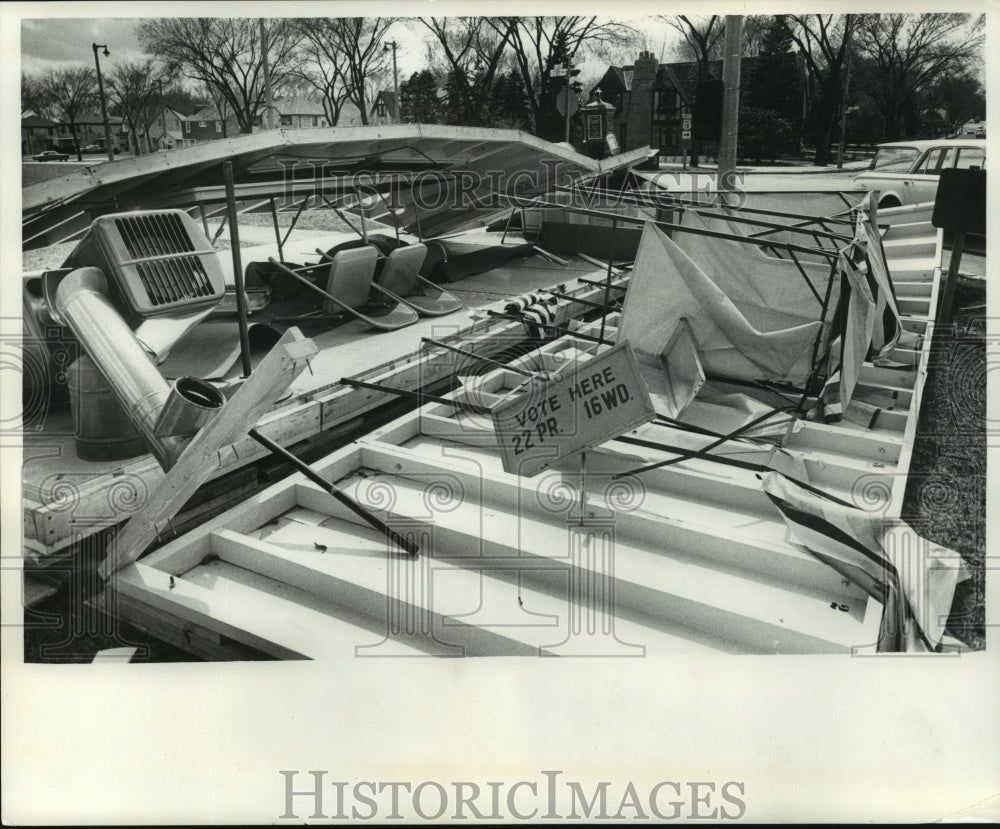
[657, 158, 870, 174]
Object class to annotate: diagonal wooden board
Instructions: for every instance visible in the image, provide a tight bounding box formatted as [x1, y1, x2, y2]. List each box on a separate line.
[100, 327, 319, 580]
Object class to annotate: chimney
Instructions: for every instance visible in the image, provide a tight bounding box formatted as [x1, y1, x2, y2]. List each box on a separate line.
[628, 50, 660, 149]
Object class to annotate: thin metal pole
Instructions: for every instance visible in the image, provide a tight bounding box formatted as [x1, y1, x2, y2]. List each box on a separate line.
[198, 204, 211, 239]
[599, 218, 617, 344]
[249, 428, 418, 556]
[269, 196, 284, 261]
[340, 377, 493, 416]
[223, 160, 253, 378]
[92, 44, 114, 162]
[421, 337, 538, 378]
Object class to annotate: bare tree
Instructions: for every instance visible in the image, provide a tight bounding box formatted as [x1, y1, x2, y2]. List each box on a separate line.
[290, 18, 395, 126]
[661, 15, 724, 65]
[741, 15, 776, 56]
[106, 60, 162, 154]
[22, 72, 55, 118]
[854, 13, 984, 140]
[43, 67, 97, 160]
[785, 14, 858, 165]
[497, 16, 639, 139]
[291, 22, 353, 126]
[419, 17, 516, 126]
[137, 18, 300, 134]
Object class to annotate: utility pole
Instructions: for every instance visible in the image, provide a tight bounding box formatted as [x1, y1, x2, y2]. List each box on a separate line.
[836, 40, 853, 170]
[260, 19, 274, 130]
[92, 43, 114, 162]
[157, 79, 168, 150]
[717, 15, 742, 204]
[384, 40, 399, 122]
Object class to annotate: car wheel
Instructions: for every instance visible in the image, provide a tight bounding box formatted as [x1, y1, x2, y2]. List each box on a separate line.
[878, 196, 902, 208]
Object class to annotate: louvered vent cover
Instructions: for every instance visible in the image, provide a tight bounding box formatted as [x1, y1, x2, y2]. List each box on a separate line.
[62, 210, 225, 318]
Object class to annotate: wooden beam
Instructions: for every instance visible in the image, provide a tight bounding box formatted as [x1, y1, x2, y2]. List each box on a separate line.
[100, 328, 318, 579]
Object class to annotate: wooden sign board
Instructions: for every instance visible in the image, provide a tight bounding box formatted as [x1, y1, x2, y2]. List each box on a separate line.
[491, 340, 656, 477]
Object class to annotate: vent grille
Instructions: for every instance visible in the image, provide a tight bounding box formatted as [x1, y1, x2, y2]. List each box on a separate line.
[114, 214, 217, 307]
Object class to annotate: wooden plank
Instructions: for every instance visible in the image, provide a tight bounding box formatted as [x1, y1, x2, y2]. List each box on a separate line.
[112, 561, 378, 661]
[100, 329, 318, 578]
[343, 441, 870, 608]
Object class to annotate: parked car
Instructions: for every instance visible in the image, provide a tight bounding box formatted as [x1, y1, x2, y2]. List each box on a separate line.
[31, 150, 70, 162]
[853, 138, 985, 208]
[81, 144, 104, 153]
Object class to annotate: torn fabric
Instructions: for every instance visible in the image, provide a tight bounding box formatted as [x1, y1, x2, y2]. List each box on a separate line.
[619, 223, 824, 384]
[760, 470, 969, 651]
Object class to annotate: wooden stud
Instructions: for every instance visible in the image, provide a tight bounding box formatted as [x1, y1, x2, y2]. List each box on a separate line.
[100, 328, 318, 579]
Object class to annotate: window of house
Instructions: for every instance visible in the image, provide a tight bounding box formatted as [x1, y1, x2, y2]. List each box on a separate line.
[184, 121, 190, 134]
[281, 115, 293, 126]
[623, 70, 634, 91]
[215, 121, 221, 133]
[199, 120, 206, 128]
[312, 115, 319, 127]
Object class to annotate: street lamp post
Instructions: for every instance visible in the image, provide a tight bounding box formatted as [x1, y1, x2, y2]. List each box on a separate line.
[157, 79, 168, 150]
[384, 40, 399, 122]
[92, 43, 114, 162]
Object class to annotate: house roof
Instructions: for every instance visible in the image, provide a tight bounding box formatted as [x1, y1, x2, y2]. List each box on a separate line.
[71, 112, 124, 126]
[274, 97, 325, 116]
[187, 105, 228, 122]
[595, 52, 801, 107]
[21, 115, 57, 128]
[371, 90, 397, 113]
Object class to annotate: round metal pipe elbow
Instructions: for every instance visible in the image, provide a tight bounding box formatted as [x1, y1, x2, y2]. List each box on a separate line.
[53, 267, 188, 469]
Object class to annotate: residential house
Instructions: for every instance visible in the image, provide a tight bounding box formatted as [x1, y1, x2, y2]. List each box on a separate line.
[182, 105, 239, 143]
[250, 97, 331, 130]
[53, 112, 126, 152]
[145, 106, 188, 150]
[370, 90, 398, 125]
[21, 114, 58, 156]
[592, 50, 806, 156]
[274, 97, 328, 128]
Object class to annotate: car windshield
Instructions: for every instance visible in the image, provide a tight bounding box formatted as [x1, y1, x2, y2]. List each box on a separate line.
[870, 147, 920, 172]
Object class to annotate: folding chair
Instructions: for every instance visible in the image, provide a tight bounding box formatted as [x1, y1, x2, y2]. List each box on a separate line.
[372, 244, 464, 317]
[268, 248, 418, 331]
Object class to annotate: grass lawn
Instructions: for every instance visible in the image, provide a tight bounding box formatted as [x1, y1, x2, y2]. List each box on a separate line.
[902, 274, 987, 650]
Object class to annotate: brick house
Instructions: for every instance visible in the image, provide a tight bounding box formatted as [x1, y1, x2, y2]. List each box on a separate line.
[592, 50, 806, 156]
[21, 114, 58, 155]
[182, 105, 239, 143]
[53, 112, 125, 152]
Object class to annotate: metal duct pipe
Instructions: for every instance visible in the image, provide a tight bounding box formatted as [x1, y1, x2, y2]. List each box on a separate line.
[53, 266, 222, 469]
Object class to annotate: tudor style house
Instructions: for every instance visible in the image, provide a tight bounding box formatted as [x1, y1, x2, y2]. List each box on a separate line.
[592, 50, 807, 157]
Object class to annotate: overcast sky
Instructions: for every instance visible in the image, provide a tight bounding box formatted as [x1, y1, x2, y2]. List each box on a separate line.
[19, 15, 679, 84]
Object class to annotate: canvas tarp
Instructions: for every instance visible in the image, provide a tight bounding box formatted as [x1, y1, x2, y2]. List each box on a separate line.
[761, 470, 969, 651]
[676, 209, 838, 325]
[619, 222, 826, 385]
[817, 253, 876, 423]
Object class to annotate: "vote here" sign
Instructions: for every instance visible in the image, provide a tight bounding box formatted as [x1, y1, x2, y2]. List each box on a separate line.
[490, 340, 656, 477]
